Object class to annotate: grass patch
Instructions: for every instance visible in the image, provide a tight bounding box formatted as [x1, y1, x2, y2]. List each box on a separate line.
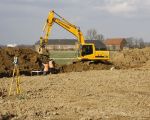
[49, 50, 78, 65]
[49, 50, 77, 58]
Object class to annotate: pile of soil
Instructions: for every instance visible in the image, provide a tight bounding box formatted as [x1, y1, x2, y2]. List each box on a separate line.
[0, 47, 49, 77]
[111, 47, 150, 69]
[61, 62, 113, 72]
[61, 47, 150, 72]
[0, 47, 150, 77]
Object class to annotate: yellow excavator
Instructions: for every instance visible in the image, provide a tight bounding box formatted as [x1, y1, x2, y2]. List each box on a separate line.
[39, 10, 110, 62]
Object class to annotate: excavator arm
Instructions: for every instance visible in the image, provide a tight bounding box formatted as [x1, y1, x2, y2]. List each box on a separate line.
[40, 10, 85, 49]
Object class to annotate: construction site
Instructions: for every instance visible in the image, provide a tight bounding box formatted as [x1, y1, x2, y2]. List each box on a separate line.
[0, 10, 150, 120]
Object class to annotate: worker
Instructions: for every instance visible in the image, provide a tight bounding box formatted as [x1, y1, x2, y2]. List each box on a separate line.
[42, 62, 49, 75]
[49, 59, 55, 74]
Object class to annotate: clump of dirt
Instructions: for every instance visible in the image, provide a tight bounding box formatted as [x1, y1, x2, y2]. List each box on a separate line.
[0, 88, 7, 98]
[111, 47, 150, 69]
[0, 113, 16, 120]
[0, 47, 49, 77]
[61, 62, 113, 72]
[142, 60, 150, 68]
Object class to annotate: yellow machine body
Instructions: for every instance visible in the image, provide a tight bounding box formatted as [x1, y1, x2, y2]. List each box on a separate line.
[40, 10, 110, 61]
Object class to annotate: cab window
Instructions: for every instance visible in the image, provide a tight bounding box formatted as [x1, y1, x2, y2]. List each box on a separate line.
[81, 45, 93, 56]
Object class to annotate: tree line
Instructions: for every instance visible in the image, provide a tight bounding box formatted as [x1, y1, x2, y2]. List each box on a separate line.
[86, 28, 150, 48]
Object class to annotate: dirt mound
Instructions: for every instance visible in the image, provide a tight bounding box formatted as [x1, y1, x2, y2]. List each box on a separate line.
[61, 62, 113, 72]
[61, 47, 150, 72]
[112, 47, 150, 69]
[0, 47, 49, 77]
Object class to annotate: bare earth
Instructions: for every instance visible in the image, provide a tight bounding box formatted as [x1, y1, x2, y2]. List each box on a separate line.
[1, 69, 150, 120]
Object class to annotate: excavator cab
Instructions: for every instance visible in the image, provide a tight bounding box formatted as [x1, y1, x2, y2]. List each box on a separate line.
[78, 44, 95, 61]
[81, 45, 93, 56]
[79, 44, 110, 61]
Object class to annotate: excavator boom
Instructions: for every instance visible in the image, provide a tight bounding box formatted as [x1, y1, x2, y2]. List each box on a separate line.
[41, 10, 85, 47]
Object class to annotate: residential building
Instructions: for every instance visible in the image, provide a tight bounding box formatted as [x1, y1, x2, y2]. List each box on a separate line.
[104, 38, 127, 51]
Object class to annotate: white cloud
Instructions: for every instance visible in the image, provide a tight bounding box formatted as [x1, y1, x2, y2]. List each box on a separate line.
[94, 0, 150, 16]
[104, 0, 136, 13]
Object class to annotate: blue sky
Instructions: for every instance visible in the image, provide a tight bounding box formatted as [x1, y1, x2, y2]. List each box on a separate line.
[0, 0, 150, 45]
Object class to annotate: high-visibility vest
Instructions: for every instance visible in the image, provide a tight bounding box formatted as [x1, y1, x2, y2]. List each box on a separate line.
[43, 63, 49, 72]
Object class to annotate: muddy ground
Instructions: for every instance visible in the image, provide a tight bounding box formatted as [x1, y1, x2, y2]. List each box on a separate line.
[0, 69, 150, 119]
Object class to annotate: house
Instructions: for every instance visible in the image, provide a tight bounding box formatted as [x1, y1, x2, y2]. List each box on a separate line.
[104, 38, 127, 51]
[35, 39, 107, 52]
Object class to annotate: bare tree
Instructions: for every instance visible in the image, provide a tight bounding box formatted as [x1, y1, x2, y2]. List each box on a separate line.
[126, 37, 145, 49]
[95, 34, 104, 41]
[144, 42, 150, 47]
[126, 37, 134, 48]
[138, 38, 145, 48]
[86, 29, 104, 41]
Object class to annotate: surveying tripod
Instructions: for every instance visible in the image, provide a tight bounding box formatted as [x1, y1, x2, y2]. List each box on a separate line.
[9, 56, 21, 96]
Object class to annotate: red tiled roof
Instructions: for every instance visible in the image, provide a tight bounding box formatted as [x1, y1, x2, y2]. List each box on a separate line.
[104, 38, 126, 45]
